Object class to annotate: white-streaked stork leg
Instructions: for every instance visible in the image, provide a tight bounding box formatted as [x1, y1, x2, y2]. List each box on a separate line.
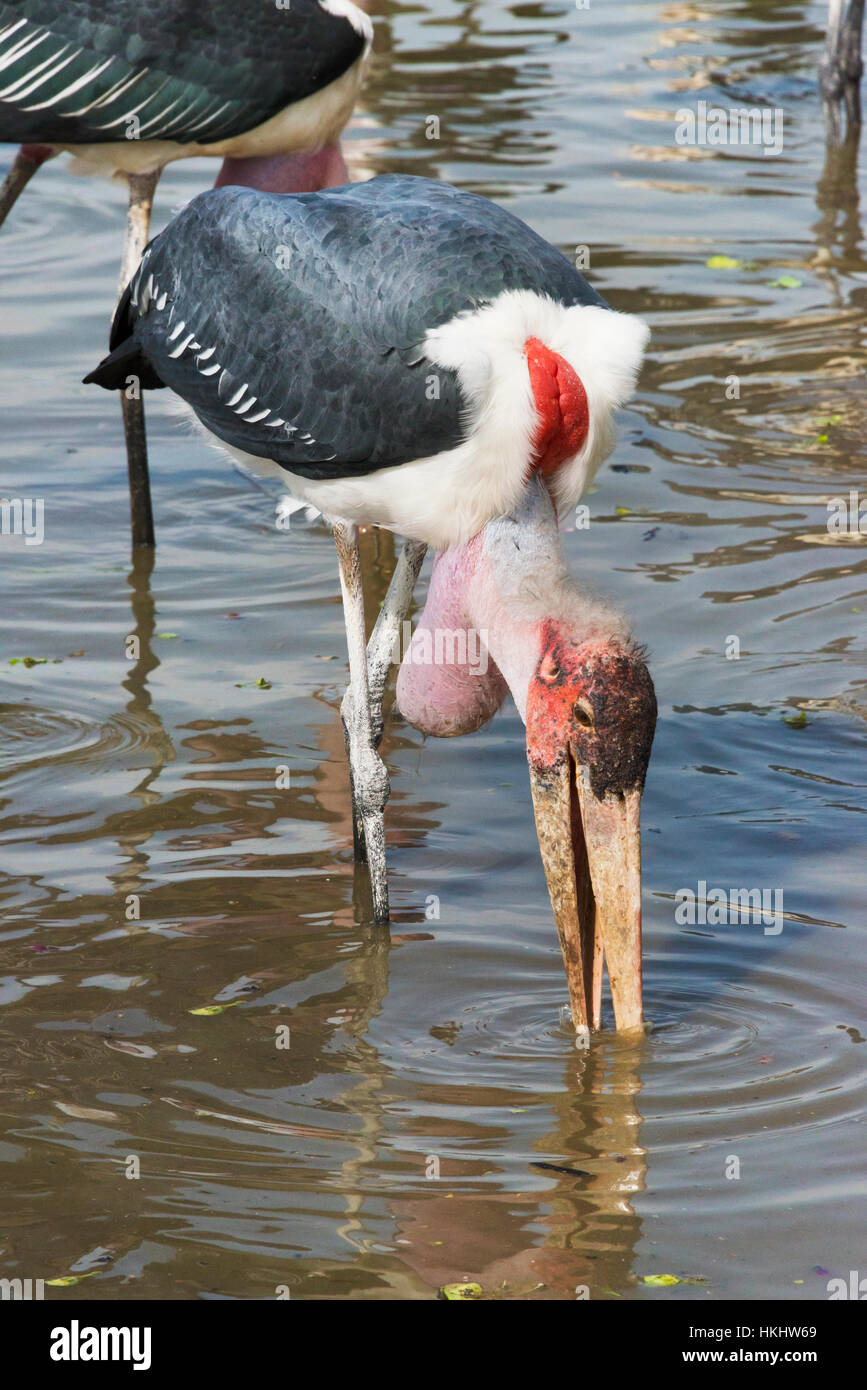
[337, 536, 427, 919]
[118, 169, 161, 550]
[348, 538, 428, 745]
[333, 521, 392, 922]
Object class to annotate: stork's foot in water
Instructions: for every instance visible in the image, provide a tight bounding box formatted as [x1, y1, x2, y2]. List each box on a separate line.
[333, 521, 391, 922]
[342, 697, 390, 920]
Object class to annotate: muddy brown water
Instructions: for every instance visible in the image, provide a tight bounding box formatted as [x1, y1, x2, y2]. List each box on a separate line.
[0, 0, 864, 1300]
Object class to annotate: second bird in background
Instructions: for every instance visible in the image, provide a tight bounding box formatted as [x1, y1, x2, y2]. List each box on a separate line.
[0, 0, 373, 543]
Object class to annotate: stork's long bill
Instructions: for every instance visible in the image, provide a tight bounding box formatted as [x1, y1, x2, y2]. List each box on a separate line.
[526, 641, 654, 1031]
[396, 477, 657, 1031]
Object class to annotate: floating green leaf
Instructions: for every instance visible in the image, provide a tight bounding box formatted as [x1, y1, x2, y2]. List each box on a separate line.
[10, 656, 49, 667]
[768, 275, 801, 289]
[706, 255, 741, 270]
[440, 1282, 483, 1301]
[188, 1001, 244, 1016]
[639, 1273, 707, 1286]
[782, 710, 810, 728]
[615, 506, 633, 516]
[45, 1272, 100, 1287]
[816, 414, 842, 443]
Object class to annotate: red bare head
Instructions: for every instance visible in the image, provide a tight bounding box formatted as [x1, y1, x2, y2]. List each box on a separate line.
[526, 625, 657, 796]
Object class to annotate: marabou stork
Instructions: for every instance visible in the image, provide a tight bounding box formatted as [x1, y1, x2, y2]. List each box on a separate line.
[85, 174, 656, 1031]
[0, 0, 372, 544]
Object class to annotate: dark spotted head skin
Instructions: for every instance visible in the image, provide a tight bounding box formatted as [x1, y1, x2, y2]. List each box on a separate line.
[525, 623, 657, 798]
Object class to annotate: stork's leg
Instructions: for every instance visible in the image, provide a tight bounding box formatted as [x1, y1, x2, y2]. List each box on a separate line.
[334, 522, 391, 923]
[0, 144, 53, 229]
[339, 539, 426, 915]
[343, 539, 428, 746]
[821, 0, 865, 143]
[118, 169, 160, 550]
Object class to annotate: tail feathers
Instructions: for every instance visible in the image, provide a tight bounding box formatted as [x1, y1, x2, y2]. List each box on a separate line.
[83, 336, 164, 391]
[84, 276, 164, 390]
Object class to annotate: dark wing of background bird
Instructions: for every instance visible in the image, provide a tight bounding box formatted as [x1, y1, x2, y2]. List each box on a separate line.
[0, 0, 364, 146]
[86, 175, 608, 480]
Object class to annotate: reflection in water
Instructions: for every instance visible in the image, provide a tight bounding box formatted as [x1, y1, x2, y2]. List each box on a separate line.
[385, 1041, 647, 1300]
[814, 130, 863, 276]
[113, 549, 176, 910]
[360, 0, 564, 191]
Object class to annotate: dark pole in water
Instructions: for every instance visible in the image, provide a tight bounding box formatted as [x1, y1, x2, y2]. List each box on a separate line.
[820, 0, 865, 144]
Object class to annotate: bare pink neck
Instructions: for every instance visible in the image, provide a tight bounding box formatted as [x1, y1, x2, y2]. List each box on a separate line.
[396, 478, 631, 737]
[397, 481, 565, 733]
[213, 142, 349, 195]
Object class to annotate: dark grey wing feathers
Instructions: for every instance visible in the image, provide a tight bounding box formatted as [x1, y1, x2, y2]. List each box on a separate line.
[0, 0, 365, 146]
[93, 176, 609, 482]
